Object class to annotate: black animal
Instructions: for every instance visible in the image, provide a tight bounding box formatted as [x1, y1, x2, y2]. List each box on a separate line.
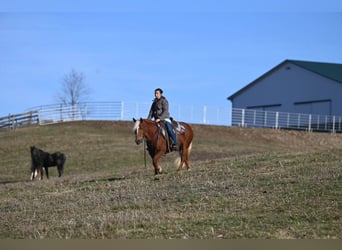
[30, 146, 66, 180]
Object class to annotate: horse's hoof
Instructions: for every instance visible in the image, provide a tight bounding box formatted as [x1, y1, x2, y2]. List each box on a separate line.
[155, 169, 163, 175]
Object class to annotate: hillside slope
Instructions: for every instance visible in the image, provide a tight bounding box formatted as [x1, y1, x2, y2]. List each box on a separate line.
[1, 121, 341, 182]
[0, 121, 341, 238]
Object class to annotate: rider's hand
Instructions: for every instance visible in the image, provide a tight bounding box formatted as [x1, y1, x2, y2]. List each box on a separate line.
[155, 118, 161, 123]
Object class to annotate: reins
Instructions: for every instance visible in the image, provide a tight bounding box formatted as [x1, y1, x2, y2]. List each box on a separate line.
[143, 137, 147, 169]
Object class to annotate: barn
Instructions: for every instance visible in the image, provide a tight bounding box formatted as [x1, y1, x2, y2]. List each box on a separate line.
[227, 59, 342, 131]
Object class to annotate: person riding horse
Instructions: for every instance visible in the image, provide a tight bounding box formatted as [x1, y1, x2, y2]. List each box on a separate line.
[147, 88, 178, 151]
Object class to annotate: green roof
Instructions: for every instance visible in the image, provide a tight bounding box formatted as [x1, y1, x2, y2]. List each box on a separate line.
[289, 60, 342, 84]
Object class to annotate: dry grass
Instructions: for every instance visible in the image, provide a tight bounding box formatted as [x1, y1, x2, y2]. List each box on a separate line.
[0, 121, 341, 238]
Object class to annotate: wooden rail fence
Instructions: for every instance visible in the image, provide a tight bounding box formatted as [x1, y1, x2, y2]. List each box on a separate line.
[0, 111, 39, 130]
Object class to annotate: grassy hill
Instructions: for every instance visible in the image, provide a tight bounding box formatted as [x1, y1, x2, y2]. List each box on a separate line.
[0, 121, 341, 239]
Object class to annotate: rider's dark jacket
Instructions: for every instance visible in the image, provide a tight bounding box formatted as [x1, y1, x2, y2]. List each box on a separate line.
[147, 96, 170, 121]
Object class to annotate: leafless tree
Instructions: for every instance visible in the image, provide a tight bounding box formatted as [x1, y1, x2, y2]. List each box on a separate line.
[58, 69, 90, 106]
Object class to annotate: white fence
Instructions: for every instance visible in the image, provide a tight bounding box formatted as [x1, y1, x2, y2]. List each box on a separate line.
[19, 102, 230, 126]
[2, 104, 342, 133]
[232, 108, 342, 133]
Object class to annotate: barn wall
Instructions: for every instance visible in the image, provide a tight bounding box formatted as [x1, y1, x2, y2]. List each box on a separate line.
[231, 62, 342, 116]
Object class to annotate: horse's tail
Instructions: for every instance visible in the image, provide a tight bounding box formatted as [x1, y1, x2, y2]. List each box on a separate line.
[174, 142, 192, 167]
[174, 156, 181, 168]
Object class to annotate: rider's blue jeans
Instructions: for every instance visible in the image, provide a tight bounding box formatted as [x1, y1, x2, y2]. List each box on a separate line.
[165, 121, 177, 144]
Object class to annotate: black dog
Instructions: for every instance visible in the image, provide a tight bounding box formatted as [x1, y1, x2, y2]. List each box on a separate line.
[30, 146, 66, 180]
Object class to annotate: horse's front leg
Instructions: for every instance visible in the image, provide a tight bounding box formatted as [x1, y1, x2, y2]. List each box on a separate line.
[152, 150, 164, 175]
[30, 170, 35, 180]
[30, 164, 35, 180]
[45, 167, 49, 179]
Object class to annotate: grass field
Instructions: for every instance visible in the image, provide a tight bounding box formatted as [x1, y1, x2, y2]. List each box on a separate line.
[0, 121, 341, 239]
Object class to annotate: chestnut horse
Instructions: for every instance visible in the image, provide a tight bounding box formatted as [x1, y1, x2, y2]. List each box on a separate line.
[133, 118, 194, 175]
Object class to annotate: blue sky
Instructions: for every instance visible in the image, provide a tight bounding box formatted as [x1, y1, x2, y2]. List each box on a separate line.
[1, 1, 342, 117]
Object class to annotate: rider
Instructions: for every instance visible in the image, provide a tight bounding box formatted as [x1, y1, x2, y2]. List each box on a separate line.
[147, 88, 178, 150]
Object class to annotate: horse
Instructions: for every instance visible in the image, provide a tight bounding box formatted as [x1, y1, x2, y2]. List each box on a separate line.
[30, 146, 66, 180]
[133, 118, 194, 175]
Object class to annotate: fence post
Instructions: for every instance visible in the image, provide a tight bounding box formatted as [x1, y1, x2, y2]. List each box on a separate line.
[120, 101, 124, 120]
[7, 114, 10, 130]
[253, 110, 256, 126]
[203, 106, 207, 124]
[317, 115, 320, 130]
[332, 116, 336, 133]
[275, 112, 279, 129]
[38, 110, 41, 125]
[10, 114, 15, 130]
[84, 103, 88, 120]
[325, 116, 328, 130]
[60, 104, 62, 122]
[308, 114, 312, 132]
[297, 114, 300, 128]
[241, 109, 245, 127]
[264, 111, 267, 127]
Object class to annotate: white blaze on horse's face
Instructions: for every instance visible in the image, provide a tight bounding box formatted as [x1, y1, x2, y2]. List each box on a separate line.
[133, 120, 143, 144]
[133, 120, 140, 135]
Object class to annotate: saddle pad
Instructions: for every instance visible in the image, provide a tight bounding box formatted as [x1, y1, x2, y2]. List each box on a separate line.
[175, 122, 186, 134]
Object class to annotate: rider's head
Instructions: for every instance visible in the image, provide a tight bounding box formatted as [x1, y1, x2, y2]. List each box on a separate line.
[155, 88, 163, 94]
[154, 88, 163, 99]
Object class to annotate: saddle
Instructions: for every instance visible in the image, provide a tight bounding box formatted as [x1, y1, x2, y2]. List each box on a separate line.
[158, 118, 186, 152]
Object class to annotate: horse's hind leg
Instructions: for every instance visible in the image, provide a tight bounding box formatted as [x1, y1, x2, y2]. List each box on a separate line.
[57, 165, 63, 177]
[186, 141, 193, 170]
[184, 153, 191, 171]
[176, 158, 185, 171]
[176, 148, 186, 171]
[37, 167, 43, 180]
[180, 144, 191, 171]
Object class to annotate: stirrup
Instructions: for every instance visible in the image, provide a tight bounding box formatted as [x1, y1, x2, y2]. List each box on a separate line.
[171, 143, 178, 151]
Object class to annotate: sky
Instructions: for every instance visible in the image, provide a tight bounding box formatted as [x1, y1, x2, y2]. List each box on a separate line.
[1, 1, 342, 117]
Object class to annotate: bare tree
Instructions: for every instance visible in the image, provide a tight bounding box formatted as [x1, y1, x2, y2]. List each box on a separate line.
[58, 69, 90, 106]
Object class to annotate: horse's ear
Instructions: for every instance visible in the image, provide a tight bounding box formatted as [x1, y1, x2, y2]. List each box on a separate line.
[140, 117, 143, 122]
[133, 118, 136, 122]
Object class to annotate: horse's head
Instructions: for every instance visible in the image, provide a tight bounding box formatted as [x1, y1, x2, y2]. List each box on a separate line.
[133, 118, 144, 145]
[30, 146, 36, 154]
